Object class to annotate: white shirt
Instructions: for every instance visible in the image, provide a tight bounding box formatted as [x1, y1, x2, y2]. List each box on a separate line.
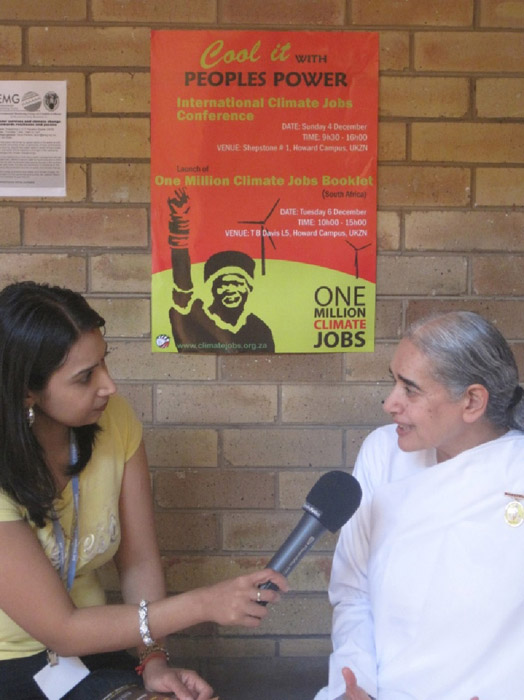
[317, 424, 524, 700]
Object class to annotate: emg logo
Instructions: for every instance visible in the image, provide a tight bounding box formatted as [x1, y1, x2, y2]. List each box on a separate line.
[0, 93, 20, 105]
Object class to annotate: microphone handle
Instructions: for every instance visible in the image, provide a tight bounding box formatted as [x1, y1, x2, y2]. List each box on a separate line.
[258, 512, 326, 596]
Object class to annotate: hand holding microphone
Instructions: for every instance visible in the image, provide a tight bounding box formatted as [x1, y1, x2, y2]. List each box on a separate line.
[259, 470, 362, 600]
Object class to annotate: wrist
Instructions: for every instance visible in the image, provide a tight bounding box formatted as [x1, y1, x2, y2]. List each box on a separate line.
[168, 218, 190, 248]
[135, 643, 170, 676]
[192, 585, 213, 625]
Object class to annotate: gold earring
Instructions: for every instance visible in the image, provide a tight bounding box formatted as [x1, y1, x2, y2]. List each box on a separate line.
[27, 406, 35, 427]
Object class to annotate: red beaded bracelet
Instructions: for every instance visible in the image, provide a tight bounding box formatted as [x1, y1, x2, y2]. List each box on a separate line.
[135, 646, 169, 676]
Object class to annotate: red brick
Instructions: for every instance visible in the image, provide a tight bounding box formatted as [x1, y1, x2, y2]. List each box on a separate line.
[282, 384, 388, 425]
[24, 208, 147, 247]
[156, 384, 277, 425]
[220, 353, 343, 382]
[166, 636, 275, 658]
[223, 428, 343, 468]
[412, 123, 524, 163]
[109, 341, 216, 381]
[480, 0, 524, 27]
[406, 211, 524, 250]
[90, 253, 150, 293]
[155, 511, 219, 551]
[0, 254, 85, 290]
[476, 167, 524, 206]
[144, 428, 218, 467]
[0, 0, 85, 19]
[377, 255, 467, 295]
[219, 0, 345, 25]
[93, 0, 215, 23]
[0, 208, 20, 245]
[90, 72, 150, 113]
[29, 27, 150, 67]
[473, 255, 524, 295]
[91, 164, 150, 203]
[280, 638, 332, 656]
[343, 342, 396, 382]
[155, 469, 276, 509]
[476, 78, 524, 118]
[379, 32, 410, 71]
[0, 26, 21, 64]
[90, 301, 149, 339]
[375, 300, 403, 339]
[378, 212, 401, 251]
[379, 123, 407, 160]
[380, 77, 469, 118]
[345, 428, 374, 468]
[68, 118, 150, 158]
[379, 166, 470, 207]
[116, 384, 152, 423]
[415, 32, 524, 72]
[406, 300, 524, 341]
[352, 0, 473, 26]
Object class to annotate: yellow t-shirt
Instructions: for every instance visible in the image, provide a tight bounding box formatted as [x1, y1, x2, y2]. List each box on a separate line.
[0, 394, 142, 659]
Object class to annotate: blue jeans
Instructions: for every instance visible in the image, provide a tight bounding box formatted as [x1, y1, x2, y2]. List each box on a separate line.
[0, 649, 142, 700]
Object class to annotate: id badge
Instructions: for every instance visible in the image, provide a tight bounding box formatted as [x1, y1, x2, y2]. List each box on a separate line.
[34, 655, 90, 700]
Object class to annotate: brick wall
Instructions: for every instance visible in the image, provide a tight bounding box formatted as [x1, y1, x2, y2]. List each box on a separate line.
[1, 0, 523, 684]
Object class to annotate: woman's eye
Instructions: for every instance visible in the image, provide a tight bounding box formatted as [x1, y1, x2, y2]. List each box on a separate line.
[79, 370, 93, 384]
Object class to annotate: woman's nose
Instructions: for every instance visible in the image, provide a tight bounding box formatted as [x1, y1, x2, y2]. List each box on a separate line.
[382, 387, 397, 414]
[98, 367, 117, 396]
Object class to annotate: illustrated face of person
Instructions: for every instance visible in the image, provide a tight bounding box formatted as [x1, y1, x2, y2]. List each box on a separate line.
[383, 338, 468, 461]
[213, 273, 251, 309]
[29, 328, 116, 429]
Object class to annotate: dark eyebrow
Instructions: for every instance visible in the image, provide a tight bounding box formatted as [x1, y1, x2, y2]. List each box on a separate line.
[389, 367, 422, 391]
[72, 364, 96, 380]
[71, 344, 109, 379]
[399, 373, 422, 391]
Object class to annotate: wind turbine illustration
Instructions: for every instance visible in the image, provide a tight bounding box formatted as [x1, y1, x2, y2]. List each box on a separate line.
[345, 240, 371, 279]
[238, 198, 280, 275]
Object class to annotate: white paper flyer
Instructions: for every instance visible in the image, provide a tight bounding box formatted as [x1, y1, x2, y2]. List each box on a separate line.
[0, 80, 67, 197]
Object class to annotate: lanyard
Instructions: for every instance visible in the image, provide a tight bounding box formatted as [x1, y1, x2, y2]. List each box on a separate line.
[52, 474, 80, 591]
[46, 437, 80, 667]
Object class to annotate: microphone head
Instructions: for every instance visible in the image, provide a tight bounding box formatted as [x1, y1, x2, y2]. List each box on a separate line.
[302, 470, 362, 533]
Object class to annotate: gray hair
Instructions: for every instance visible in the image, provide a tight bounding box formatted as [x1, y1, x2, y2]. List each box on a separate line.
[405, 311, 523, 431]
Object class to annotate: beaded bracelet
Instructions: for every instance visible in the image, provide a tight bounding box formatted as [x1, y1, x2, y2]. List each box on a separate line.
[135, 643, 170, 676]
[138, 599, 154, 646]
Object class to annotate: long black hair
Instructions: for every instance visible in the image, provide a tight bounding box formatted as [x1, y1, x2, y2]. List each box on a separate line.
[0, 281, 106, 527]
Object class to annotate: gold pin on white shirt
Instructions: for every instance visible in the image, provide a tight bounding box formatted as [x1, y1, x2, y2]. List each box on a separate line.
[504, 500, 524, 527]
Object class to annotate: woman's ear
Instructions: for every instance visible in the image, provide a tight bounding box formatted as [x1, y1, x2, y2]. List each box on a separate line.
[462, 384, 489, 423]
[24, 392, 36, 408]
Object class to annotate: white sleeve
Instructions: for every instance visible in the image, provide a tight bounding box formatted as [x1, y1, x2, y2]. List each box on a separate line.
[325, 432, 384, 700]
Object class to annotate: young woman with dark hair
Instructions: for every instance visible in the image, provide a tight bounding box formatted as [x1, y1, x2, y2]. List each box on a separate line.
[0, 281, 287, 700]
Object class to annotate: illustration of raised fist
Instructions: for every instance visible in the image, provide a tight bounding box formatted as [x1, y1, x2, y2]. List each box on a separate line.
[167, 188, 191, 247]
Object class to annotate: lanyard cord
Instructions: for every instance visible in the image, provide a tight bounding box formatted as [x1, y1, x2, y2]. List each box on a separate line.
[51, 431, 80, 592]
[52, 475, 79, 591]
[45, 434, 80, 665]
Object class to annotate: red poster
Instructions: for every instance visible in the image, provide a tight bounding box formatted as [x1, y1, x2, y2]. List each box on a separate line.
[151, 30, 378, 353]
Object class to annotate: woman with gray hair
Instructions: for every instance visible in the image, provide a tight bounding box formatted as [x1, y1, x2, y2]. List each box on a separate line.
[315, 311, 524, 700]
